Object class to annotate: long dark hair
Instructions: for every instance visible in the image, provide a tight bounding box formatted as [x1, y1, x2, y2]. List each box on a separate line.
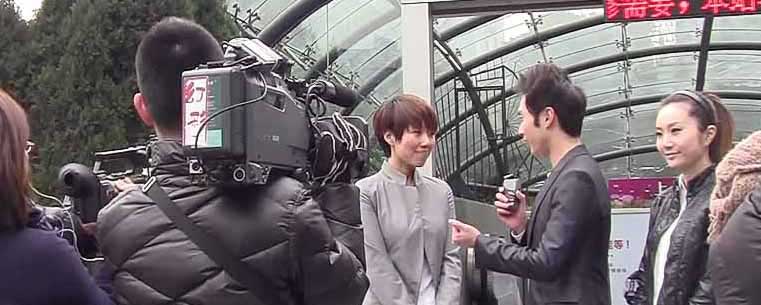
[660, 91, 735, 163]
[0, 90, 31, 231]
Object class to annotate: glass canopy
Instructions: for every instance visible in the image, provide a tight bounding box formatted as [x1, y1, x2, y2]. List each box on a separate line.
[234, 0, 761, 199]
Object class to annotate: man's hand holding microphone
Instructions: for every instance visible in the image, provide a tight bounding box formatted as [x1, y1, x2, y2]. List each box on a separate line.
[450, 175, 528, 248]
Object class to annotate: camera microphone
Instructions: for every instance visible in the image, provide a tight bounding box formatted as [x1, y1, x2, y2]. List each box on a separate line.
[313, 80, 361, 108]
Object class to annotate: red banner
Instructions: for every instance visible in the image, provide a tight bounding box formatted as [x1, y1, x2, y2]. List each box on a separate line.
[605, 0, 760, 22]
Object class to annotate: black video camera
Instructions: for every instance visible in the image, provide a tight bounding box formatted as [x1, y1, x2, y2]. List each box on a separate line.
[181, 38, 369, 186]
[52, 36, 369, 247]
[58, 145, 150, 224]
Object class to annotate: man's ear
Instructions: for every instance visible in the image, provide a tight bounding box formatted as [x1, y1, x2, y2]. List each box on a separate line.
[542, 107, 556, 129]
[133, 93, 154, 128]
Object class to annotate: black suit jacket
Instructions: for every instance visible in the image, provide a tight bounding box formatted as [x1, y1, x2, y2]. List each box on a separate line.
[474, 145, 611, 305]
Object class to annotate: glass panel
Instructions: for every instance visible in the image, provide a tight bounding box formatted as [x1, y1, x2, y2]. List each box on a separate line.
[600, 151, 674, 179]
[625, 18, 702, 50]
[704, 51, 761, 91]
[712, 14, 761, 43]
[628, 53, 697, 96]
[448, 14, 533, 64]
[238, 0, 299, 29]
[471, 47, 546, 83]
[547, 24, 622, 67]
[725, 100, 761, 137]
[533, 8, 603, 31]
[570, 63, 627, 107]
[367, 70, 402, 103]
[433, 16, 470, 32]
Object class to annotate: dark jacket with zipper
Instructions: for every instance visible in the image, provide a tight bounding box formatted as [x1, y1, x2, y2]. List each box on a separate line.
[96, 140, 368, 305]
[625, 166, 715, 305]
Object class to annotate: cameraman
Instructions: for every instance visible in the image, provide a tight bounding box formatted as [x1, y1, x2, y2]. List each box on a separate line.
[96, 17, 368, 305]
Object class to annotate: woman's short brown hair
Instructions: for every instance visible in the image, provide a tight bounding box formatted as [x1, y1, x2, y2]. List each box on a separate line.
[0, 90, 31, 231]
[372, 94, 438, 157]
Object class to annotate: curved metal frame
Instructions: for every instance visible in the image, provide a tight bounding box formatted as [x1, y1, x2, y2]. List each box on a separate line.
[438, 41, 761, 136]
[434, 31, 507, 174]
[520, 145, 659, 187]
[318, 14, 502, 101]
[451, 90, 761, 184]
[586, 90, 761, 116]
[258, 0, 332, 46]
[440, 15, 502, 41]
[341, 58, 402, 115]
[435, 15, 605, 87]
[259, 2, 761, 187]
[304, 8, 400, 80]
[695, 16, 714, 91]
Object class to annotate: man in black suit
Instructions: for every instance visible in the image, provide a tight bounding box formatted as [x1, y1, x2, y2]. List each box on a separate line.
[450, 63, 611, 305]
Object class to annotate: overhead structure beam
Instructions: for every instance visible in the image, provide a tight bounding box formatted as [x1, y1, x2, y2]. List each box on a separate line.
[448, 90, 761, 183]
[358, 58, 402, 97]
[434, 31, 507, 176]
[521, 145, 658, 187]
[587, 90, 761, 116]
[440, 15, 502, 41]
[445, 135, 522, 182]
[341, 58, 402, 115]
[437, 42, 761, 137]
[435, 15, 605, 87]
[466, 144, 659, 192]
[695, 16, 715, 91]
[304, 8, 400, 80]
[352, 14, 604, 116]
[258, 0, 332, 46]
[520, 145, 659, 188]
[323, 14, 501, 99]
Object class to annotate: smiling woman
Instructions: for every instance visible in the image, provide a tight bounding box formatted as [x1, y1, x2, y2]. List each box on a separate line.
[372, 94, 439, 171]
[626, 90, 735, 305]
[357, 94, 462, 305]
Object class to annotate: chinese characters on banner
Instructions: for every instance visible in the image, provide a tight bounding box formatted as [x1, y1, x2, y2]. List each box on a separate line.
[608, 239, 632, 275]
[608, 211, 650, 305]
[606, 0, 759, 21]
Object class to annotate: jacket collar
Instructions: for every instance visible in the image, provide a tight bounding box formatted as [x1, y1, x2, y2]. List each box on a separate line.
[148, 139, 190, 177]
[548, 144, 587, 178]
[381, 160, 422, 186]
[527, 144, 588, 245]
[679, 164, 716, 197]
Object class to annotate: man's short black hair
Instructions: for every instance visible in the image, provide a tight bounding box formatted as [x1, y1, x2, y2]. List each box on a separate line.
[518, 63, 587, 137]
[135, 17, 223, 132]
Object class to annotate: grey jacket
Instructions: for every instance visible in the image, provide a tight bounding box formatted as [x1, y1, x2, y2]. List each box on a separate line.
[96, 140, 368, 305]
[357, 162, 462, 305]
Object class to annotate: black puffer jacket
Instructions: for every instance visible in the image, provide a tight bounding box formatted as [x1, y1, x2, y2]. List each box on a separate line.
[708, 186, 761, 305]
[625, 166, 715, 305]
[96, 140, 368, 305]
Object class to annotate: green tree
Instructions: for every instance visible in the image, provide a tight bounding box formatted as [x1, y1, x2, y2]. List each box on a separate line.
[0, 0, 30, 95]
[25, 0, 236, 191]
